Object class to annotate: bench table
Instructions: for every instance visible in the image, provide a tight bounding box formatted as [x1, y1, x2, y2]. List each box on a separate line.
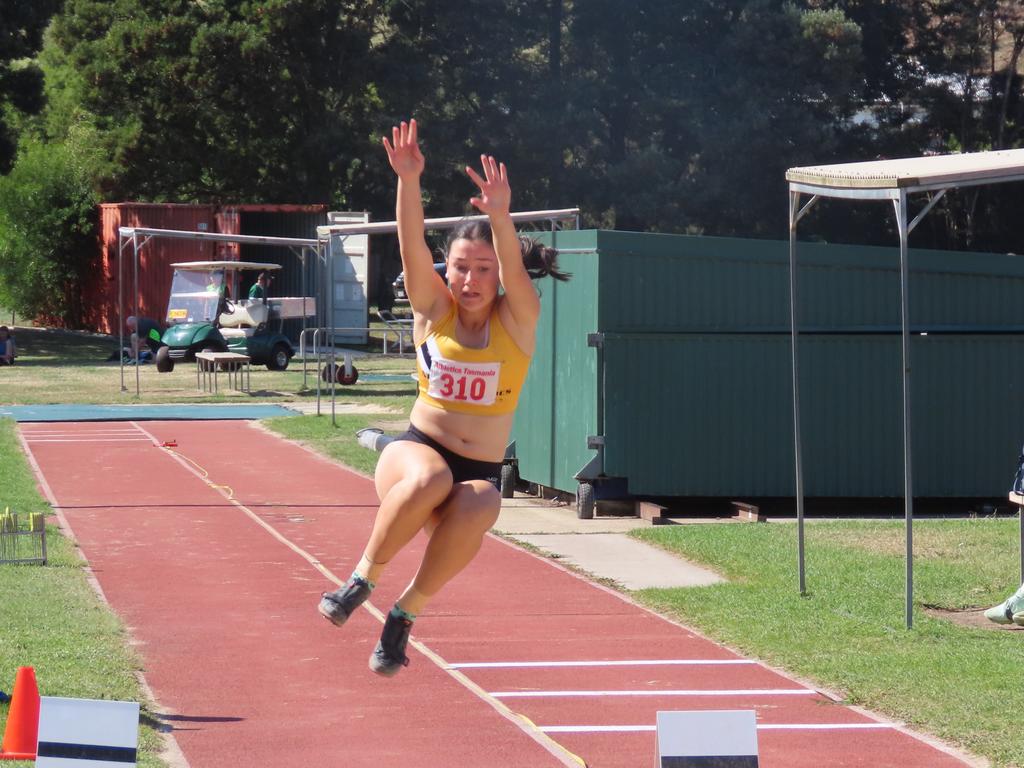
[196, 352, 251, 394]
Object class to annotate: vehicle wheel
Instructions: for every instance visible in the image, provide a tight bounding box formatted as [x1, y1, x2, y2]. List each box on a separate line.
[500, 463, 517, 499]
[576, 482, 595, 520]
[155, 346, 174, 373]
[267, 343, 290, 371]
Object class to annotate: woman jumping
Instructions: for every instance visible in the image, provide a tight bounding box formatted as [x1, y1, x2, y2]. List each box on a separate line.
[318, 118, 568, 676]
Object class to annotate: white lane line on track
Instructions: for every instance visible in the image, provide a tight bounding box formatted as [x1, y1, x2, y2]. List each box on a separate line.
[491, 689, 816, 698]
[16, 425, 191, 768]
[24, 438, 153, 442]
[22, 431, 143, 435]
[127, 422, 584, 768]
[450, 659, 755, 669]
[21, 427, 144, 432]
[539, 723, 898, 733]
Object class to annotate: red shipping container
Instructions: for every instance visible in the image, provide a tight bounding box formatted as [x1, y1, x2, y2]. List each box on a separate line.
[92, 203, 218, 334]
[88, 203, 327, 335]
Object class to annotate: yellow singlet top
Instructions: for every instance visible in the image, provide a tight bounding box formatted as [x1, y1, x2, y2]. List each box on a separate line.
[416, 303, 531, 416]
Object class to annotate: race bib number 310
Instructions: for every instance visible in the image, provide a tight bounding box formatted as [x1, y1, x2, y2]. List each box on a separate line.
[428, 358, 501, 405]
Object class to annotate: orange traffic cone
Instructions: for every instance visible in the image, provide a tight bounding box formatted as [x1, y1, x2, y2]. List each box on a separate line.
[0, 666, 40, 760]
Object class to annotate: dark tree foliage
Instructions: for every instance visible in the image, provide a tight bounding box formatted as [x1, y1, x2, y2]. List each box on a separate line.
[548, 1, 863, 238]
[0, 0, 62, 172]
[375, 0, 863, 240]
[45, 0, 382, 204]
[5, 0, 1024, 331]
[372, 0, 554, 217]
[906, 0, 1024, 252]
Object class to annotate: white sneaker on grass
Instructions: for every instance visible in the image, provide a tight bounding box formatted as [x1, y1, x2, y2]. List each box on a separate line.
[984, 586, 1024, 625]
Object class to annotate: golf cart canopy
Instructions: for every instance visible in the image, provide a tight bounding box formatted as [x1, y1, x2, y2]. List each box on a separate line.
[170, 261, 283, 271]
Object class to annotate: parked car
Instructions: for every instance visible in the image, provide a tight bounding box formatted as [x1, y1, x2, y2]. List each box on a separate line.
[392, 262, 447, 300]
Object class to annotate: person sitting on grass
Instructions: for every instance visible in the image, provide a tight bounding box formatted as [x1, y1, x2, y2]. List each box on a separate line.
[0, 326, 15, 365]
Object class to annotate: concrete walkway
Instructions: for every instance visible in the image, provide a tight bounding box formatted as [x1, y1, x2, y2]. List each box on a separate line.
[493, 495, 725, 590]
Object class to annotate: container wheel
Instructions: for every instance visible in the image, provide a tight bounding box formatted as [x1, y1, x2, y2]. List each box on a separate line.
[339, 365, 359, 385]
[155, 346, 174, 373]
[576, 482, 595, 519]
[267, 342, 290, 371]
[320, 363, 359, 385]
[500, 463, 517, 499]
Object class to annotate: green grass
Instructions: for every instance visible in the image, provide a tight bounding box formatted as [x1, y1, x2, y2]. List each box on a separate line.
[0, 325, 417, 405]
[632, 520, 1024, 767]
[0, 420, 167, 767]
[263, 413, 403, 477]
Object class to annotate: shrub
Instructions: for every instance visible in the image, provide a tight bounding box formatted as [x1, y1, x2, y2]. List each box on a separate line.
[0, 135, 98, 327]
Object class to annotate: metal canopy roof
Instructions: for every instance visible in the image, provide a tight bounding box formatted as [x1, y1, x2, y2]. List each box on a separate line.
[169, 261, 282, 271]
[119, 226, 317, 248]
[786, 147, 1024, 195]
[317, 208, 580, 237]
[786, 147, 1024, 630]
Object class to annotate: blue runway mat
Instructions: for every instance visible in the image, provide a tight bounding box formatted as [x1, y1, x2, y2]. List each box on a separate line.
[0, 404, 299, 422]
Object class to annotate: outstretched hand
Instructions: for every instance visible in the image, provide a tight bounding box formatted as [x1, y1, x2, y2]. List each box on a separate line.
[466, 155, 511, 217]
[382, 119, 425, 179]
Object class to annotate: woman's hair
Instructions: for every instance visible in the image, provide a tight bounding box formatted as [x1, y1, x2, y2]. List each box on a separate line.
[444, 220, 570, 282]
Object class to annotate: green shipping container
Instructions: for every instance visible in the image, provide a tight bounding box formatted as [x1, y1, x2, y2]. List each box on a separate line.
[510, 230, 1024, 516]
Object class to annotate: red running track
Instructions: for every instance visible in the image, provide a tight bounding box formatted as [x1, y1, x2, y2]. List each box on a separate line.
[19, 420, 976, 768]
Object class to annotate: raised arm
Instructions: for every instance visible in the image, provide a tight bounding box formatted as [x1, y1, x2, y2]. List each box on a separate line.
[465, 156, 540, 328]
[382, 119, 449, 317]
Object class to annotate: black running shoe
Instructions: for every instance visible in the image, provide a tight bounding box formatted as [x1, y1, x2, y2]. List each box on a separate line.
[318, 577, 372, 627]
[369, 611, 412, 677]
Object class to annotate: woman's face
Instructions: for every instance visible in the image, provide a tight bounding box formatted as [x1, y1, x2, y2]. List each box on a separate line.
[446, 238, 499, 310]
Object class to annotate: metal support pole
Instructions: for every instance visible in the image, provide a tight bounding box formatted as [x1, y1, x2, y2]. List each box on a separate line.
[328, 235, 337, 426]
[118, 233, 126, 392]
[313, 328, 322, 414]
[894, 192, 914, 630]
[291, 244, 312, 380]
[311, 239, 330, 392]
[789, 190, 806, 595]
[133, 233, 141, 397]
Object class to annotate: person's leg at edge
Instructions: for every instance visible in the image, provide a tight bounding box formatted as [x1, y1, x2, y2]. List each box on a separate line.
[318, 441, 453, 627]
[370, 479, 501, 677]
[985, 581, 1024, 624]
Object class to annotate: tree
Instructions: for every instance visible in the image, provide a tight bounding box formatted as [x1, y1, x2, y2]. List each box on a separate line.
[550, 1, 862, 237]
[42, 0, 382, 204]
[0, 0, 62, 172]
[903, 0, 1024, 250]
[373, 0, 555, 217]
[0, 134, 100, 327]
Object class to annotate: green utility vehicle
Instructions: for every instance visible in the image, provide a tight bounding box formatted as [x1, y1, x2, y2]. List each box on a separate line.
[154, 261, 315, 373]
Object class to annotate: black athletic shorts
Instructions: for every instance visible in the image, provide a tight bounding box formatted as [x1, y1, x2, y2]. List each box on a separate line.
[394, 424, 502, 488]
